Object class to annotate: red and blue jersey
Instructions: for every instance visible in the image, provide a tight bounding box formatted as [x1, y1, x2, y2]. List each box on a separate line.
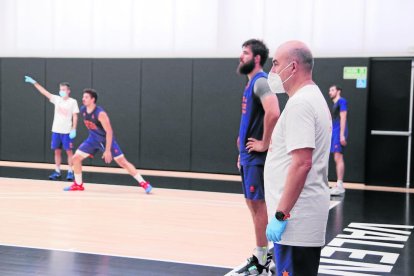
[239, 71, 268, 166]
[80, 106, 107, 141]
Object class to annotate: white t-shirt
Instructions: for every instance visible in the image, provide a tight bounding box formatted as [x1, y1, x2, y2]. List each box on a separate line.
[264, 84, 332, 247]
[50, 95, 80, 134]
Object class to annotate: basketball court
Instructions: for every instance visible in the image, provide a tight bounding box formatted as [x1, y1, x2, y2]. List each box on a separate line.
[0, 162, 412, 275]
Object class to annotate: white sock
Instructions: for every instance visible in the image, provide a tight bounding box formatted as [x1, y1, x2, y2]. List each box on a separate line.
[255, 246, 268, 265]
[337, 180, 344, 188]
[133, 173, 145, 183]
[55, 166, 61, 173]
[68, 167, 73, 173]
[74, 174, 82, 185]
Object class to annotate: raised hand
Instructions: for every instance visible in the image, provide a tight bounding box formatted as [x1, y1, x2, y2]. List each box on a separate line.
[24, 76, 37, 84]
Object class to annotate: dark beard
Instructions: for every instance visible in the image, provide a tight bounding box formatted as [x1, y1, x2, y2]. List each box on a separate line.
[237, 59, 255, 75]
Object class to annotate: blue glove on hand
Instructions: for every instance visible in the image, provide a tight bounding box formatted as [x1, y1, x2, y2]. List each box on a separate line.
[24, 76, 37, 84]
[69, 129, 76, 139]
[266, 217, 287, 242]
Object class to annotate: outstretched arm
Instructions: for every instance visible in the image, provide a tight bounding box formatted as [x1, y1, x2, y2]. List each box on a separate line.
[24, 76, 53, 100]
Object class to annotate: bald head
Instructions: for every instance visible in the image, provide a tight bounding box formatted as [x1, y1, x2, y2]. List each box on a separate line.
[277, 40, 314, 72]
[270, 40, 315, 95]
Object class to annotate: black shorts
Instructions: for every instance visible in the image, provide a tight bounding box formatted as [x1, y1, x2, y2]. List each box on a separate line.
[273, 243, 322, 276]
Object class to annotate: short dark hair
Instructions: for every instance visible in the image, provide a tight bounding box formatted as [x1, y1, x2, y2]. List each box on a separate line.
[242, 39, 269, 67]
[83, 88, 98, 103]
[59, 82, 70, 89]
[330, 84, 342, 92]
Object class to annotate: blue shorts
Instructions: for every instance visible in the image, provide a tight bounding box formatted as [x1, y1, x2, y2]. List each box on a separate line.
[77, 137, 123, 158]
[330, 131, 346, 153]
[51, 132, 74, 150]
[273, 243, 322, 276]
[240, 165, 264, 200]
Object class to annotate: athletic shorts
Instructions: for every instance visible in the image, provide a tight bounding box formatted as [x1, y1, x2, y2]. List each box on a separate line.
[77, 137, 123, 158]
[273, 243, 322, 276]
[51, 132, 74, 150]
[240, 165, 264, 200]
[330, 131, 346, 153]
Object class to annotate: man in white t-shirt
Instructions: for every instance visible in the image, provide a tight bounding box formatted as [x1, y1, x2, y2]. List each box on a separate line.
[264, 41, 332, 275]
[25, 76, 80, 181]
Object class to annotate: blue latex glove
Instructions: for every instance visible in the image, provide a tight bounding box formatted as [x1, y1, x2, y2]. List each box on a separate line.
[24, 76, 37, 84]
[69, 129, 76, 139]
[266, 217, 287, 242]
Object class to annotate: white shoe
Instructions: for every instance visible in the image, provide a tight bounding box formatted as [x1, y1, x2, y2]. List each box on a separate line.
[330, 186, 345, 196]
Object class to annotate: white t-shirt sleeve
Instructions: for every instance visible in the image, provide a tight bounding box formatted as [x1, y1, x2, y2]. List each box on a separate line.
[72, 99, 80, 114]
[50, 95, 59, 104]
[285, 102, 315, 153]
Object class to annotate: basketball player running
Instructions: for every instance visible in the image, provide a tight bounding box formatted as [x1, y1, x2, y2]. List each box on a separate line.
[64, 88, 152, 193]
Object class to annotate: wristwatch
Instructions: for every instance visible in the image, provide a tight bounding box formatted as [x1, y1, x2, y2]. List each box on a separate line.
[275, 211, 290, 221]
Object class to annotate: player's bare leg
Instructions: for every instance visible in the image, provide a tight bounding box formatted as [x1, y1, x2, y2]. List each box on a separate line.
[65, 150, 74, 180]
[49, 149, 62, 180]
[63, 151, 88, 191]
[114, 155, 152, 193]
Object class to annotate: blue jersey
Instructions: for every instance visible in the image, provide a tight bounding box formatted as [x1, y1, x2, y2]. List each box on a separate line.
[80, 106, 107, 141]
[331, 97, 348, 135]
[239, 71, 268, 166]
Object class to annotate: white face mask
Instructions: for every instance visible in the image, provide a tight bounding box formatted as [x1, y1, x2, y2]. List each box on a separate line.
[59, 90, 67, 97]
[267, 62, 294, 94]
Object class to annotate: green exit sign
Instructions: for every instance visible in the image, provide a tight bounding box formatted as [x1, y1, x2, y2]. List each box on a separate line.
[343, 67, 368, 79]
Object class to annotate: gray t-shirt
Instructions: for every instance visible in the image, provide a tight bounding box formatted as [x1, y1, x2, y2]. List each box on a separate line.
[253, 77, 273, 100]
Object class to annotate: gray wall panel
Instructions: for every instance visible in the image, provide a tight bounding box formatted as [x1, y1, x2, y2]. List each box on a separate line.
[313, 58, 370, 183]
[140, 59, 192, 170]
[90, 59, 141, 167]
[0, 57, 374, 185]
[192, 59, 244, 174]
[1, 58, 46, 161]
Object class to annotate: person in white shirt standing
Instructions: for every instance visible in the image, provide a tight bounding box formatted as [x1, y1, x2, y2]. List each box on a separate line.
[25, 76, 80, 181]
[264, 41, 332, 276]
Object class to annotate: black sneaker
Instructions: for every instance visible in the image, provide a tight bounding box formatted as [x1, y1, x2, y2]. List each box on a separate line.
[266, 250, 273, 264]
[235, 255, 270, 275]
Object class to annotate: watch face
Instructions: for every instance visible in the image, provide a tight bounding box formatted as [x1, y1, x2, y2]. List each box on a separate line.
[275, 211, 285, 221]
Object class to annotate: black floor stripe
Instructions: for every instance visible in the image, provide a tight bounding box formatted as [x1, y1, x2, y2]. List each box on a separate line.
[0, 245, 230, 276]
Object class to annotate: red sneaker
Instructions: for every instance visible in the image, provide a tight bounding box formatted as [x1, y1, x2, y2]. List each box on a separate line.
[64, 183, 85, 191]
[139, 181, 152, 194]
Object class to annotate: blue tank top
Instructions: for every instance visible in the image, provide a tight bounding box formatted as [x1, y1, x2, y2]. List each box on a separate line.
[80, 105, 107, 141]
[239, 71, 267, 166]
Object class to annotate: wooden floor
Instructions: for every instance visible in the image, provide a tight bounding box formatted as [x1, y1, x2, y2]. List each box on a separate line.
[0, 162, 413, 275]
[0, 177, 253, 269]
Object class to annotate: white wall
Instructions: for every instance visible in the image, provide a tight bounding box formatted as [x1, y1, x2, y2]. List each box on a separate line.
[0, 0, 413, 57]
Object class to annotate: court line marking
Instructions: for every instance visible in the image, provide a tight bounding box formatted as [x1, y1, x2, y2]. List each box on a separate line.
[0, 195, 246, 208]
[0, 242, 233, 270]
[0, 161, 241, 181]
[1, 160, 413, 193]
